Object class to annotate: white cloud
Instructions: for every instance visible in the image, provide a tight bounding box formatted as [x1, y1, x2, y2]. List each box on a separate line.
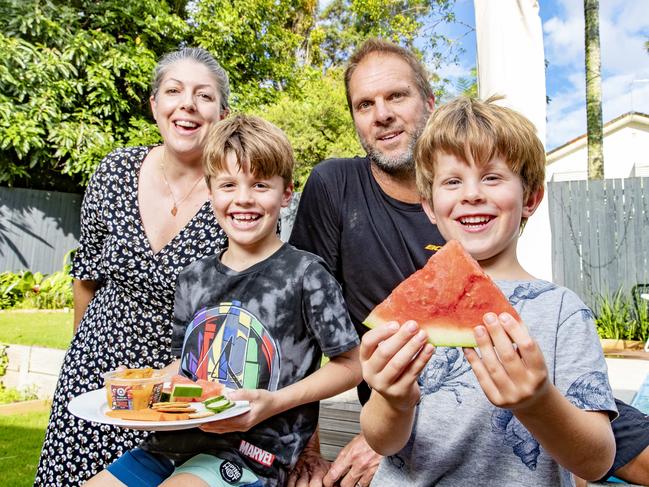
[542, 0, 649, 149]
[543, 13, 584, 67]
[436, 61, 473, 81]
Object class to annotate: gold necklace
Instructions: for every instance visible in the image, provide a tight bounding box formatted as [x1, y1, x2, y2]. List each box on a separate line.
[160, 151, 204, 216]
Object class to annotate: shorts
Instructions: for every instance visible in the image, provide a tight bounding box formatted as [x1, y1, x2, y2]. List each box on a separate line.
[599, 398, 649, 482]
[107, 448, 174, 487]
[107, 449, 263, 487]
[171, 454, 263, 486]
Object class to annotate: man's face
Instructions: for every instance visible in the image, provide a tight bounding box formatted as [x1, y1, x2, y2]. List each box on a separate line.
[348, 52, 434, 174]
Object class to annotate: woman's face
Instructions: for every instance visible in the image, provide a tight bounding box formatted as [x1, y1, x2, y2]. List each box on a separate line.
[150, 59, 225, 162]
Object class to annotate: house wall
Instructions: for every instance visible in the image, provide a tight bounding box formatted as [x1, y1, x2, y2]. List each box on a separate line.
[549, 122, 649, 181]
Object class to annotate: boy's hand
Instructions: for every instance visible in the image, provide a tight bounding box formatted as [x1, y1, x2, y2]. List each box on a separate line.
[360, 320, 434, 411]
[198, 389, 276, 434]
[464, 312, 550, 410]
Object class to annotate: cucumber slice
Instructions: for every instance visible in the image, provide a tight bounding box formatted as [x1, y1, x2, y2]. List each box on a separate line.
[205, 398, 234, 413]
[203, 395, 227, 406]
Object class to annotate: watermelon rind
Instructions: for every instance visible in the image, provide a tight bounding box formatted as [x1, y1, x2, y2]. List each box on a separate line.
[364, 314, 478, 348]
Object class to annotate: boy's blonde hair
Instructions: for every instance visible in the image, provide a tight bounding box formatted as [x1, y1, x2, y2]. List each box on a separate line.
[415, 96, 545, 210]
[203, 114, 294, 188]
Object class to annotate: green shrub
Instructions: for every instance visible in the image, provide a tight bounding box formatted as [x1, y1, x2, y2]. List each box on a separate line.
[0, 383, 39, 404]
[594, 289, 649, 341]
[0, 251, 74, 310]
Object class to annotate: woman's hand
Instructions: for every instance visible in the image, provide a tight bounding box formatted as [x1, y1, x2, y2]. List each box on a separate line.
[198, 389, 277, 434]
[464, 312, 550, 411]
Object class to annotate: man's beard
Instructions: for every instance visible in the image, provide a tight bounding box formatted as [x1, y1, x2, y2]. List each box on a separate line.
[360, 111, 429, 175]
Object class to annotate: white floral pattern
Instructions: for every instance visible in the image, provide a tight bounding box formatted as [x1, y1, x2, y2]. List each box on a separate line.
[35, 146, 226, 486]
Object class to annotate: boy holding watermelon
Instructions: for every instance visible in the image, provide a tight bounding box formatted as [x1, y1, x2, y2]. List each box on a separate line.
[359, 96, 618, 486]
[88, 115, 361, 487]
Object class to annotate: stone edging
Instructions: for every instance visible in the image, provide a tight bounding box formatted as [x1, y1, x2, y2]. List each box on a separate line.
[0, 399, 51, 415]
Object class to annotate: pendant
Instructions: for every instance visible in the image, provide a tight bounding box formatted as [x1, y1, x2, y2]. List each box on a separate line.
[171, 205, 178, 216]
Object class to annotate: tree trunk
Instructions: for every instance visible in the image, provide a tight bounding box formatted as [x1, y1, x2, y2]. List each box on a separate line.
[584, 0, 604, 180]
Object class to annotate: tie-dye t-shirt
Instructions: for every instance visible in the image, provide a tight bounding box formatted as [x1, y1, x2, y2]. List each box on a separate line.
[371, 280, 617, 487]
[141, 243, 359, 485]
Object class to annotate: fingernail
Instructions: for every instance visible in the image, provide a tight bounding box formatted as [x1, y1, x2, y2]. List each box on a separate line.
[416, 330, 427, 341]
[499, 312, 511, 323]
[484, 313, 498, 325]
[475, 326, 486, 337]
[387, 322, 399, 331]
[406, 321, 418, 333]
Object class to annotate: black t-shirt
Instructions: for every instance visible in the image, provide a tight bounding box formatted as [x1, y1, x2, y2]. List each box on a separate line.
[141, 244, 359, 486]
[289, 157, 445, 402]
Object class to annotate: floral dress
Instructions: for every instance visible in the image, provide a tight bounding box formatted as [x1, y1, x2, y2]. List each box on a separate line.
[35, 146, 227, 486]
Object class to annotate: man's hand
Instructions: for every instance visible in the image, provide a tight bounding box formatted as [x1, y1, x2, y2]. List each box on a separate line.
[287, 447, 330, 487]
[322, 433, 382, 487]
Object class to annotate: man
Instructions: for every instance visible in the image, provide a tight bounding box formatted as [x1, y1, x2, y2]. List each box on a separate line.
[288, 38, 444, 487]
[289, 38, 649, 487]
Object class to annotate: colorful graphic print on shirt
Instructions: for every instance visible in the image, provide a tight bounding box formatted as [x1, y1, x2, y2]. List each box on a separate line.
[180, 301, 281, 391]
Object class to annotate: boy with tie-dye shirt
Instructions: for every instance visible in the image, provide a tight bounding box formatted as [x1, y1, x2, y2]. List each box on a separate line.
[359, 97, 617, 486]
[92, 115, 361, 487]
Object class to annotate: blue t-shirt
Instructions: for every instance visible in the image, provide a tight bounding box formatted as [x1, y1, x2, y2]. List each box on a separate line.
[371, 280, 617, 487]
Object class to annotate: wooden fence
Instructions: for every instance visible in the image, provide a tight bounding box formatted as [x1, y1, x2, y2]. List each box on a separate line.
[548, 177, 649, 309]
[0, 186, 301, 275]
[0, 187, 81, 274]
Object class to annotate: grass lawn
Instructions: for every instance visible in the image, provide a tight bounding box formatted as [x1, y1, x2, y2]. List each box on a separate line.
[0, 311, 73, 349]
[0, 409, 49, 486]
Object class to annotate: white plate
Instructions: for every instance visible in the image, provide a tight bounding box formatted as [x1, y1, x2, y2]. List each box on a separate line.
[68, 388, 250, 431]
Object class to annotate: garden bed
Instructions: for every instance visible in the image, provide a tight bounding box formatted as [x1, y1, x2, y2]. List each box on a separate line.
[601, 339, 649, 360]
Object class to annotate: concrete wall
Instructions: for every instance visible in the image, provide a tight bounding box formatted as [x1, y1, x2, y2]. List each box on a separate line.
[3, 344, 65, 399]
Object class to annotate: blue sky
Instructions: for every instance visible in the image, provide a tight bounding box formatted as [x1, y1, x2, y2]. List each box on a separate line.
[435, 0, 649, 150]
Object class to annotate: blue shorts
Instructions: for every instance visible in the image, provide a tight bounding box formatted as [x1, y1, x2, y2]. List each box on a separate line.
[107, 448, 263, 487]
[107, 448, 174, 487]
[599, 399, 649, 482]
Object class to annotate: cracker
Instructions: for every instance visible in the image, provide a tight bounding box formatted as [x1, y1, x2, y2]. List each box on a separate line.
[188, 411, 215, 419]
[152, 401, 190, 408]
[155, 407, 197, 413]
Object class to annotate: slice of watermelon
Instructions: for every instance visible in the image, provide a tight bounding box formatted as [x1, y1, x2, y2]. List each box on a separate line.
[169, 375, 225, 402]
[364, 240, 520, 347]
[196, 379, 225, 402]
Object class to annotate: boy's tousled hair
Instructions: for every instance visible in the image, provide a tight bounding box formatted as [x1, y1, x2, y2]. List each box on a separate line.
[203, 114, 294, 188]
[415, 96, 545, 210]
[344, 38, 434, 113]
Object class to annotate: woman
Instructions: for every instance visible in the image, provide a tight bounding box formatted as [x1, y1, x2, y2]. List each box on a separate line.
[35, 47, 230, 486]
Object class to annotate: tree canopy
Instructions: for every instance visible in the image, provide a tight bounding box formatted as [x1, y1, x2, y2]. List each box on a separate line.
[0, 0, 189, 190]
[0, 0, 458, 191]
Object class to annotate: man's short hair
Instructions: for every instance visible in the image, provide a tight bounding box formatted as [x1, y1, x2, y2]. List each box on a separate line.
[415, 96, 545, 208]
[344, 38, 434, 113]
[203, 114, 295, 188]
